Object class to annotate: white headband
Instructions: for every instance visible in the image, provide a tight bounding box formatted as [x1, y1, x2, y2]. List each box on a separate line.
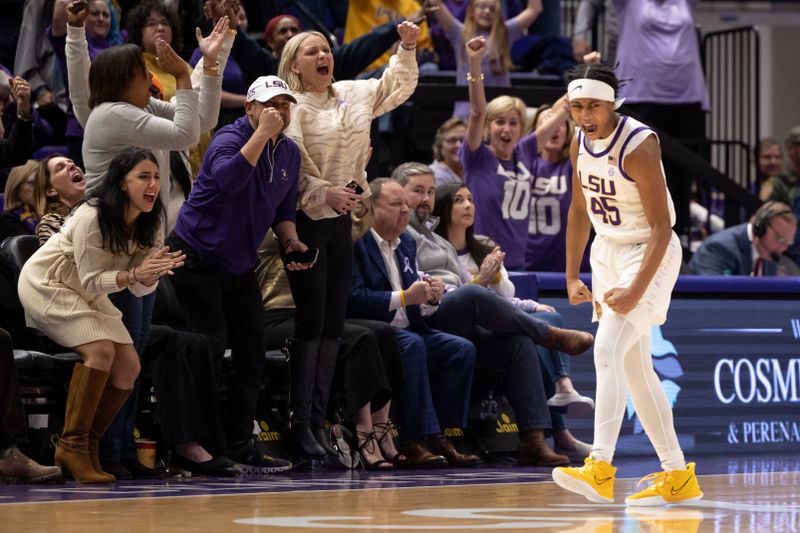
[568, 78, 624, 109]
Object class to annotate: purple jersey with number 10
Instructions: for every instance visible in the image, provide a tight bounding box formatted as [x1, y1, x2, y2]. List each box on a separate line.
[461, 135, 540, 270]
[524, 154, 574, 271]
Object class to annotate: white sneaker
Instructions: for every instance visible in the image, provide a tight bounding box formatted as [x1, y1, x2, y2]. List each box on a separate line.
[548, 391, 595, 416]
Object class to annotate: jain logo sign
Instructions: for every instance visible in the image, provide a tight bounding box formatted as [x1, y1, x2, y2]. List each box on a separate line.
[714, 358, 800, 404]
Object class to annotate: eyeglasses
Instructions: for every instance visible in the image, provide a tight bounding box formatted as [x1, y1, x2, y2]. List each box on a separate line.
[144, 19, 171, 28]
[768, 223, 792, 245]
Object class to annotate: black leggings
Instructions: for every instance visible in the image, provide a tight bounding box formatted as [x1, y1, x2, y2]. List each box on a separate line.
[287, 212, 352, 341]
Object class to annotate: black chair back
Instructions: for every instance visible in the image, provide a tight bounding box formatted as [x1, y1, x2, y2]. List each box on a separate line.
[0, 234, 39, 275]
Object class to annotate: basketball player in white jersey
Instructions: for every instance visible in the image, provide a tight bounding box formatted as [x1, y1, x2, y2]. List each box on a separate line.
[551, 64, 703, 506]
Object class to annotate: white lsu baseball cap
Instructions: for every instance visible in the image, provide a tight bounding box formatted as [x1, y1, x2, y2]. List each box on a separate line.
[246, 75, 297, 104]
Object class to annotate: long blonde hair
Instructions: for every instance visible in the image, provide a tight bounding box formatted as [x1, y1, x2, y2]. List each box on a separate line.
[462, 0, 511, 75]
[278, 31, 336, 99]
[4, 160, 45, 216]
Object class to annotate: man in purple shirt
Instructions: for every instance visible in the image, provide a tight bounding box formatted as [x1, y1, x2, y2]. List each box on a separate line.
[167, 75, 310, 474]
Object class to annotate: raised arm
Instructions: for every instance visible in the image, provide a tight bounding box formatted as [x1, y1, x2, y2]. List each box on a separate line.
[370, 21, 420, 118]
[533, 94, 570, 143]
[229, 28, 278, 86]
[0, 78, 33, 167]
[425, 0, 459, 36]
[51, 0, 70, 37]
[465, 36, 488, 151]
[509, 0, 543, 31]
[332, 19, 402, 80]
[187, 17, 229, 130]
[64, 2, 92, 126]
[572, 0, 603, 61]
[605, 135, 673, 314]
[565, 135, 593, 305]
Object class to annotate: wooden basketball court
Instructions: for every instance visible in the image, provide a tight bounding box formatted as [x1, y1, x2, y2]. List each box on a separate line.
[1, 456, 798, 531]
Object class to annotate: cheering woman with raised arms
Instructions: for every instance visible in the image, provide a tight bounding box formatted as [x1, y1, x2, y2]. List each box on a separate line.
[277, 22, 419, 458]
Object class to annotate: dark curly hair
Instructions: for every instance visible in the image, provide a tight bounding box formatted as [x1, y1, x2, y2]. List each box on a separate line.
[86, 148, 164, 255]
[125, 0, 183, 54]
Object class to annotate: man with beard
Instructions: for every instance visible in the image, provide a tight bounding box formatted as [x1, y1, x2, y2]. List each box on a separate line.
[389, 162, 592, 465]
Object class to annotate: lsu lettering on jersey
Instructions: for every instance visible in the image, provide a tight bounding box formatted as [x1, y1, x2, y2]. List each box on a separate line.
[576, 115, 676, 244]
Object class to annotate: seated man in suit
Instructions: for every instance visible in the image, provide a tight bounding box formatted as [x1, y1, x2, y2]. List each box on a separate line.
[689, 201, 797, 276]
[350, 179, 480, 467]
[391, 162, 587, 464]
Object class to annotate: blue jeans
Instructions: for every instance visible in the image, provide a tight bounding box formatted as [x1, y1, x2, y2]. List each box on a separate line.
[530, 311, 571, 381]
[393, 328, 475, 441]
[427, 285, 551, 343]
[99, 290, 155, 463]
[529, 311, 570, 432]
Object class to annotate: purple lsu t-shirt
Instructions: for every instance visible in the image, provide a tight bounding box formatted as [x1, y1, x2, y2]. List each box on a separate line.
[524, 154, 573, 272]
[461, 133, 539, 270]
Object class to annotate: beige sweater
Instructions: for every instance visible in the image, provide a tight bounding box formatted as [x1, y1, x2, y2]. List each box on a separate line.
[285, 46, 419, 220]
[18, 203, 160, 347]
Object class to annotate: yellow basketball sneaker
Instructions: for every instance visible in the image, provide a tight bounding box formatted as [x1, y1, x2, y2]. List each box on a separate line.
[625, 462, 703, 506]
[552, 456, 617, 503]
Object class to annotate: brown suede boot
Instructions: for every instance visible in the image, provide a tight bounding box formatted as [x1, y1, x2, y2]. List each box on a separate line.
[517, 430, 570, 467]
[542, 327, 594, 356]
[55, 364, 113, 484]
[88, 383, 132, 482]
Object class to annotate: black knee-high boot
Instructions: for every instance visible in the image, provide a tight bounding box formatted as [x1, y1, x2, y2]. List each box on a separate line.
[310, 338, 340, 456]
[289, 338, 326, 458]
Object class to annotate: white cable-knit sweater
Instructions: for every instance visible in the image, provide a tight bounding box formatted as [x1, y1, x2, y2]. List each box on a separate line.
[18, 203, 160, 347]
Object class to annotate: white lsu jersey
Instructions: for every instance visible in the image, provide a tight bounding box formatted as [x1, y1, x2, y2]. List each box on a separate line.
[576, 115, 676, 244]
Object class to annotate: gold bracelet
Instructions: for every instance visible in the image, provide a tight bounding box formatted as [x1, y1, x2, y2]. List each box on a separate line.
[399, 290, 406, 308]
[466, 72, 484, 83]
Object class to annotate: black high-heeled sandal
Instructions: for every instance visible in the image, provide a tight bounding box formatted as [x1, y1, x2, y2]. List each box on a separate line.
[356, 430, 393, 470]
[373, 422, 408, 466]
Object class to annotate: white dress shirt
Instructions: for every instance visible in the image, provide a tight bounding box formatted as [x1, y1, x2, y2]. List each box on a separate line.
[370, 229, 409, 329]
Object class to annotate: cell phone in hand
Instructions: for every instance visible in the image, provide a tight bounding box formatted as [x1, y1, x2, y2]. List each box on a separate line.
[284, 247, 319, 266]
[345, 180, 364, 195]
